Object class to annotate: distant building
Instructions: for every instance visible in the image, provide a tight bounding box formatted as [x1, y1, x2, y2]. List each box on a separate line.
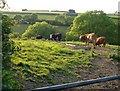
[22, 9, 28, 11]
[65, 9, 78, 16]
[69, 9, 75, 13]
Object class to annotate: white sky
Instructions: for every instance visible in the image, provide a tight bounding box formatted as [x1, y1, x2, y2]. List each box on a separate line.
[5, 0, 120, 13]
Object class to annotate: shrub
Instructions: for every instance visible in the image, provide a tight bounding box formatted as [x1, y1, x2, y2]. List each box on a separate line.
[22, 21, 56, 39]
[65, 31, 79, 41]
[9, 32, 21, 38]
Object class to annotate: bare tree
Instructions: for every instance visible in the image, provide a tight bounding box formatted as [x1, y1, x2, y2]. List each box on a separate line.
[0, 0, 9, 9]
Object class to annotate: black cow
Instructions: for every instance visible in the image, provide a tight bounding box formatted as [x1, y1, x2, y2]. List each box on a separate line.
[36, 35, 43, 39]
[50, 33, 62, 41]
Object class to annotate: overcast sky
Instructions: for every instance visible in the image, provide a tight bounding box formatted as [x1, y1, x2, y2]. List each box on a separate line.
[4, 0, 120, 13]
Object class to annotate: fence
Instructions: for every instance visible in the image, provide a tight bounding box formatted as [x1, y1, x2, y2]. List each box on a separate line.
[31, 75, 120, 91]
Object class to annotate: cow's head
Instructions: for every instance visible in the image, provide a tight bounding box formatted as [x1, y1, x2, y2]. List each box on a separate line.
[79, 35, 87, 42]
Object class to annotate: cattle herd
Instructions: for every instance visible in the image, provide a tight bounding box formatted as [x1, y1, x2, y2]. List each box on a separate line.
[36, 32, 106, 49]
[79, 33, 106, 48]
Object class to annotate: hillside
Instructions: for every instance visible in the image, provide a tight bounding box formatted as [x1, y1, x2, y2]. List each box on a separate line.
[9, 39, 119, 90]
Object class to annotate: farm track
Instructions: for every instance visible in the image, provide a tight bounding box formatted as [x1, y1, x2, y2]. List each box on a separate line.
[62, 44, 120, 90]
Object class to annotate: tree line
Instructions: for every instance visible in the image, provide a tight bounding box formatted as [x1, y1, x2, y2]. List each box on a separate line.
[13, 14, 75, 26]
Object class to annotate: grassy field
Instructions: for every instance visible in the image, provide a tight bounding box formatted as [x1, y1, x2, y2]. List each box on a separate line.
[38, 15, 56, 20]
[108, 14, 120, 18]
[11, 24, 30, 34]
[3, 11, 64, 20]
[10, 39, 96, 89]
[4, 13, 57, 20]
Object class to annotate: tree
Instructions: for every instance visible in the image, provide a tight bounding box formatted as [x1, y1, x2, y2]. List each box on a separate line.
[30, 13, 38, 23]
[13, 15, 22, 24]
[55, 15, 74, 25]
[55, 15, 66, 24]
[13, 15, 22, 21]
[23, 14, 38, 24]
[22, 21, 56, 39]
[65, 16, 74, 25]
[2, 15, 21, 89]
[23, 14, 31, 23]
[1, 2, 21, 89]
[0, 0, 9, 9]
[67, 10, 117, 44]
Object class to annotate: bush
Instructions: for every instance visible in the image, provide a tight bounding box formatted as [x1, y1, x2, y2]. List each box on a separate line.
[9, 32, 21, 38]
[22, 21, 56, 39]
[65, 31, 79, 41]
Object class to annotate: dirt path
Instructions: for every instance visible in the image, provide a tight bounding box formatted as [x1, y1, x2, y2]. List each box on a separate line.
[64, 44, 120, 90]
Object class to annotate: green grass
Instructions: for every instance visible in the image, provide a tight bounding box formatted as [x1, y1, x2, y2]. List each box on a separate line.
[11, 24, 30, 34]
[107, 14, 120, 19]
[5, 14, 57, 20]
[38, 15, 56, 20]
[10, 39, 95, 87]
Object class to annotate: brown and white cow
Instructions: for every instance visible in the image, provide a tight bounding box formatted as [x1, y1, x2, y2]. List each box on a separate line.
[96, 37, 106, 47]
[80, 33, 97, 48]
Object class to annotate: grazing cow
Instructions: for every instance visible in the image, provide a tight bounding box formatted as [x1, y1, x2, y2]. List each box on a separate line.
[50, 33, 62, 41]
[96, 37, 106, 47]
[36, 35, 42, 39]
[80, 33, 97, 48]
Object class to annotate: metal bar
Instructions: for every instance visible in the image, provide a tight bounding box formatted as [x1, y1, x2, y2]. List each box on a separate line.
[31, 75, 120, 91]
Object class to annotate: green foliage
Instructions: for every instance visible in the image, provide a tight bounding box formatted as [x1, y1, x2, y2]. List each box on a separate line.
[30, 13, 38, 22]
[54, 25, 68, 40]
[11, 24, 29, 34]
[109, 53, 120, 62]
[108, 47, 120, 62]
[2, 15, 21, 89]
[55, 15, 66, 24]
[55, 15, 74, 25]
[68, 10, 118, 44]
[23, 13, 38, 24]
[13, 15, 22, 21]
[22, 21, 56, 39]
[2, 70, 21, 89]
[2, 15, 13, 66]
[65, 31, 79, 41]
[9, 32, 21, 38]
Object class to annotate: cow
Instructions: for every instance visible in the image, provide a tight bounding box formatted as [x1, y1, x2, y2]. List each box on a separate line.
[50, 33, 62, 41]
[96, 37, 106, 47]
[36, 35, 43, 39]
[79, 33, 97, 48]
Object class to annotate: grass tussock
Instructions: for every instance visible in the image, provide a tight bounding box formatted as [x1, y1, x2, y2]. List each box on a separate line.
[10, 39, 96, 86]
